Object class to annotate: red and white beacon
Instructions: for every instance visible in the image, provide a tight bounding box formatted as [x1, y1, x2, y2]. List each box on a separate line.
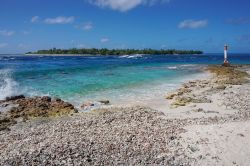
[224, 44, 229, 64]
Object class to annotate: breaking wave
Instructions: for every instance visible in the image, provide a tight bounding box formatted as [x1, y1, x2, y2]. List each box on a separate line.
[119, 54, 144, 59]
[0, 69, 20, 100]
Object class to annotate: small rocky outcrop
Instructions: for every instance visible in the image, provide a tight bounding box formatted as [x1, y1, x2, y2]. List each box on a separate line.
[8, 96, 77, 118]
[207, 65, 249, 85]
[166, 65, 249, 108]
[0, 96, 77, 131]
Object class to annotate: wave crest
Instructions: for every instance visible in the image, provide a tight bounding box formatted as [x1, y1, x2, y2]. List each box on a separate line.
[0, 69, 20, 100]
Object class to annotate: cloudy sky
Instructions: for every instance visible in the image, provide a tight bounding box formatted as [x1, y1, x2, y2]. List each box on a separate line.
[0, 0, 250, 53]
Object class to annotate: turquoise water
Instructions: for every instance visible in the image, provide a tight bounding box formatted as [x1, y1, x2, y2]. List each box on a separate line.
[0, 54, 250, 107]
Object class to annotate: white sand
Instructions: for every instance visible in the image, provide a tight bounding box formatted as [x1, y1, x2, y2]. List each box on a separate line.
[181, 120, 250, 166]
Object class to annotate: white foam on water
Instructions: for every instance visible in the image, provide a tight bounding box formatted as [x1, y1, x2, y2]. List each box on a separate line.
[179, 64, 197, 67]
[168, 66, 178, 69]
[0, 69, 20, 100]
[119, 54, 145, 59]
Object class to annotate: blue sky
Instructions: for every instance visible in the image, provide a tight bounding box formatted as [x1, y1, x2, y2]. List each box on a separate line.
[0, 0, 250, 53]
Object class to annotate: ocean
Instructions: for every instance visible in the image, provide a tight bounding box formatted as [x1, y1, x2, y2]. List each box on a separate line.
[1, 53, 250, 109]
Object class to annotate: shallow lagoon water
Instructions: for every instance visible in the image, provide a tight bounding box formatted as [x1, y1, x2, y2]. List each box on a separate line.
[0, 54, 250, 107]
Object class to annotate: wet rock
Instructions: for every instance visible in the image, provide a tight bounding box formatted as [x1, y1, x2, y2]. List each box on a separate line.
[41, 96, 51, 102]
[81, 102, 95, 109]
[99, 100, 110, 105]
[0, 96, 78, 130]
[5, 95, 25, 101]
[53, 97, 62, 102]
[6, 96, 76, 119]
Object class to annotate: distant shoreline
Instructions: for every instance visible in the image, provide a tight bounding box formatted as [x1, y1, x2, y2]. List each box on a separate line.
[26, 48, 203, 56]
[25, 53, 202, 56]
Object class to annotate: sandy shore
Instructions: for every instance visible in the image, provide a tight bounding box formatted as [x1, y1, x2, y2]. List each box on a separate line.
[0, 65, 250, 165]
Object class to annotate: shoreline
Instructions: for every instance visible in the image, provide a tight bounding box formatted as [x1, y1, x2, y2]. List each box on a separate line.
[74, 68, 209, 111]
[0, 64, 250, 165]
[24, 53, 201, 56]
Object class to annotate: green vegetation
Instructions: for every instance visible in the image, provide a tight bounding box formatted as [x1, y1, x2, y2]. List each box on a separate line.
[26, 48, 203, 55]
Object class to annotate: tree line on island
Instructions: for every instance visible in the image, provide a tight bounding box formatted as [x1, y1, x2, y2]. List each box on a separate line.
[26, 48, 203, 55]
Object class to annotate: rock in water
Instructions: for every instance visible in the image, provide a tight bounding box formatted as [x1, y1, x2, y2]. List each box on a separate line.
[5, 95, 25, 101]
[99, 100, 110, 105]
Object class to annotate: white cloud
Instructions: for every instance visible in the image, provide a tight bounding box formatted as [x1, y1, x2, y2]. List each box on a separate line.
[83, 22, 93, 30]
[88, 0, 169, 12]
[0, 43, 8, 48]
[178, 19, 208, 29]
[0, 30, 15, 36]
[100, 37, 110, 43]
[76, 22, 94, 31]
[44, 16, 75, 24]
[31, 16, 39, 23]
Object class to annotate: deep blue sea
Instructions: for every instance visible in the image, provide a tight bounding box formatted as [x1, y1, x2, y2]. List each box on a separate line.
[1, 53, 250, 108]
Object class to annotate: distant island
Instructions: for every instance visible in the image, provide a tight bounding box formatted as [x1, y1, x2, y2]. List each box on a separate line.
[26, 48, 203, 55]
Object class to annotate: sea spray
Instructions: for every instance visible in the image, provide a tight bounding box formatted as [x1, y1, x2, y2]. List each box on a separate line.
[0, 69, 19, 100]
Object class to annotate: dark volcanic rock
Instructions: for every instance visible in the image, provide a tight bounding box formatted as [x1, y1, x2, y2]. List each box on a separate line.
[5, 95, 25, 101]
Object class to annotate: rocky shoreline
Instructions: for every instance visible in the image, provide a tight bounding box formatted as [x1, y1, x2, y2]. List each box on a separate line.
[0, 65, 250, 165]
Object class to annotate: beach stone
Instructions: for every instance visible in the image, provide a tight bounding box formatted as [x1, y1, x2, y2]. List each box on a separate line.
[189, 145, 199, 152]
[215, 85, 226, 90]
[171, 97, 192, 107]
[191, 97, 212, 103]
[180, 88, 192, 93]
[176, 91, 184, 96]
[0, 103, 9, 107]
[81, 102, 95, 109]
[192, 108, 204, 112]
[99, 100, 110, 105]
[166, 93, 177, 100]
